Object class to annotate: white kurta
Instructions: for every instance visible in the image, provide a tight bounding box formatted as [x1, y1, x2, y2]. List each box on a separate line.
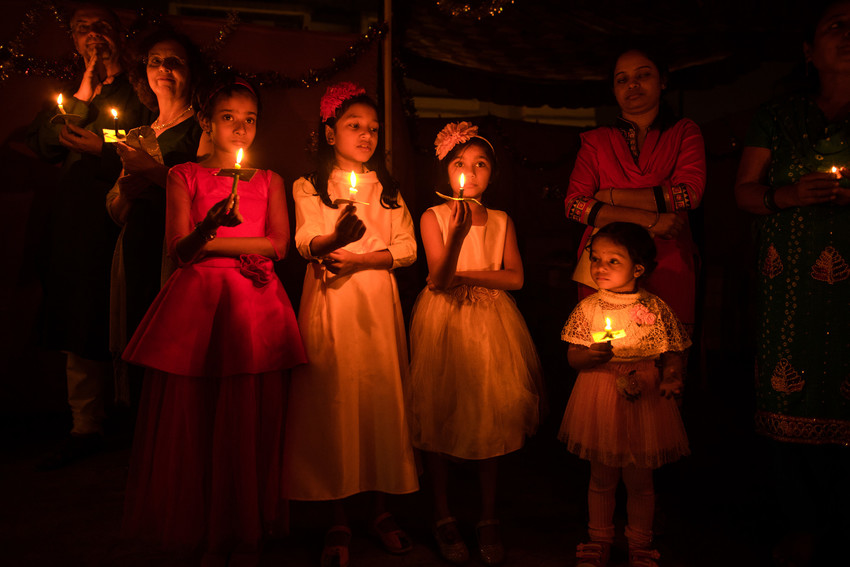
[282, 169, 419, 500]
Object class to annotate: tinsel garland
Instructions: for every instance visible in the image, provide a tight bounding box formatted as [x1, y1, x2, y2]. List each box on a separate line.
[0, 2, 386, 88]
[435, 0, 515, 19]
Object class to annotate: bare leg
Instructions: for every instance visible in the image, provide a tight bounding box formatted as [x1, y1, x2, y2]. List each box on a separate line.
[476, 457, 504, 565]
[479, 457, 498, 521]
[331, 499, 348, 528]
[424, 451, 452, 520]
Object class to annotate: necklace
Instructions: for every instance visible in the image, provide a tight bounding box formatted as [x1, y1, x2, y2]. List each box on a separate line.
[152, 104, 193, 131]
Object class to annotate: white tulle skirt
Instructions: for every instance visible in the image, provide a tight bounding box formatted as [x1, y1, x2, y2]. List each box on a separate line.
[406, 286, 542, 460]
[559, 360, 689, 469]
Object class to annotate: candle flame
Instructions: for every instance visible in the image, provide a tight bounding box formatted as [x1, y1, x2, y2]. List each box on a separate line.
[604, 317, 612, 331]
[459, 173, 465, 189]
[235, 148, 243, 169]
[57, 94, 63, 106]
[111, 108, 117, 119]
[349, 171, 358, 201]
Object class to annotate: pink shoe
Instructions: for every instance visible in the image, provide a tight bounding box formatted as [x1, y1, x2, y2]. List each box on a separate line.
[629, 547, 661, 567]
[575, 541, 611, 567]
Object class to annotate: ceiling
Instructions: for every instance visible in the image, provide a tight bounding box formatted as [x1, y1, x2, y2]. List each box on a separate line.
[395, 0, 813, 108]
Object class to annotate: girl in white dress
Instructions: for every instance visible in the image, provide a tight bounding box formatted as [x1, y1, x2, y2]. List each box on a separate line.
[406, 122, 542, 566]
[282, 82, 419, 567]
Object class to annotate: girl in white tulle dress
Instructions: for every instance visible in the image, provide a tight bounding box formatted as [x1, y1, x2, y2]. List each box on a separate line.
[560, 222, 690, 567]
[406, 122, 542, 566]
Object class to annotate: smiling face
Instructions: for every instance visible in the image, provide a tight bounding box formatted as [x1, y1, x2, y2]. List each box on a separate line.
[446, 141, 492, 199]
[146, 40, 190, 103]
[589, 235, 645, 293]
[612, 50, 665, 119]
[201, 91, 258, 161]
[326, 102, 379, 171]
[805, 1, 850, 76]
[70, 8, 120, 64]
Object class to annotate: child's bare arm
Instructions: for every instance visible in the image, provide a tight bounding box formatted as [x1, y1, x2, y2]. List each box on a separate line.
[568, 342, 614, 370]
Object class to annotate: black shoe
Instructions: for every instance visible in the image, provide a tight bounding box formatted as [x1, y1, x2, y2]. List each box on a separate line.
[36, 433, 104, 471]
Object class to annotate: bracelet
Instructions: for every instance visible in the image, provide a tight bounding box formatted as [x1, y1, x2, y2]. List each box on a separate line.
[609, 188, 616, 206]
[195, 222, 216, 242]
[647, 211, 660, 230]
[763, 187, 780, 212]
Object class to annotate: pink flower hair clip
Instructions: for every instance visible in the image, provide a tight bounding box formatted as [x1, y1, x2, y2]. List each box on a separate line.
[434, 121, 479, 160]
[320, 81, 366, 122]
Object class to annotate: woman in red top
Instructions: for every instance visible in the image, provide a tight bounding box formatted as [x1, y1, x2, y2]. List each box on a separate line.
[564, 47, 706, 331]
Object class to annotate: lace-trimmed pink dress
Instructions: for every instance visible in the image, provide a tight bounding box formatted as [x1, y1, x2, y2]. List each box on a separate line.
[406, 204, 542, 460]
[122, 162, 307, 554]
[559, 288, 690, 469]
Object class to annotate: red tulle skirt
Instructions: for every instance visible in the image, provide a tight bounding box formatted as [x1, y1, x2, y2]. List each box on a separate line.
[122, 370, 288, 554]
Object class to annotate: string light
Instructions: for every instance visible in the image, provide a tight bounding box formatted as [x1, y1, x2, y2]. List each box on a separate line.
[0, 3, 388, 89]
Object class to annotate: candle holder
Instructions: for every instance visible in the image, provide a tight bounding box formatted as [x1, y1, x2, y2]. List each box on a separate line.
[591, 317, 626, 343]
[435, 191, 482, 206]
[591, 328, 626, 343]
[103, 129, 126, 143]
[216, 168, 258, 183]
[332, 197, 371, 206]
[49, 113, 83, 126]
[216, 167, 258, 199]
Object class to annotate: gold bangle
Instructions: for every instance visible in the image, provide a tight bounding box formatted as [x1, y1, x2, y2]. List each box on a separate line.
[647, 212, 660, 230]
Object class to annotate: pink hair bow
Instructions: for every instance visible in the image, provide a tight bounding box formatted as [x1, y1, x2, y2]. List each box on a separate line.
[434, 121, 479, 160]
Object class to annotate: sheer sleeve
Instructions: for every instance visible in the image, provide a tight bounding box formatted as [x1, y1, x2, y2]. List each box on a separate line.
[387, 192, 417, 269]
[292, 176, 324, 260]
[654, 297, 692, 353]
[165, 165, 194, 264]
[565, 133, 604, 225]
[666, 118, 706, 212]
[264, 172, 289, 261]
[561, 299, 594, 347]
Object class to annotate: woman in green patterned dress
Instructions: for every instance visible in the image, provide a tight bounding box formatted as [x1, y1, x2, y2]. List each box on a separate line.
[735, 2, 850, 565]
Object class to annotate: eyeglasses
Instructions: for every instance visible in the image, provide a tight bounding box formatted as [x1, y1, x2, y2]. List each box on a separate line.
[146, 55, 188, 69]
[71, 20, 114, 36]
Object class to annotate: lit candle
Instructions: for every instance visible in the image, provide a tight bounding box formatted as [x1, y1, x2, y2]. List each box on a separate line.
[111, 108, 119, 139]
[231, 148, 243, 197]
[831, 166, 842, 179]
[57, 94, 66, 114]
[349, 170, 358, 203]
[459, 173, 465, 199]
[591, 316, 626, 343]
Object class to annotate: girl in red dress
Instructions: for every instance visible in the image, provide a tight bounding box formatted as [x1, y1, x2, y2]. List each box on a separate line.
[122, 75, 306, 565]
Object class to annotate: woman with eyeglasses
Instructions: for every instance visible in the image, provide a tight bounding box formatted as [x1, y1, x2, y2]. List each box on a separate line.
[106, 28, 209, 412]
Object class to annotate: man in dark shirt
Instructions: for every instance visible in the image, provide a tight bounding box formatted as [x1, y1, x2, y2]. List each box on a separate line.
[26, 4, 152, 468]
